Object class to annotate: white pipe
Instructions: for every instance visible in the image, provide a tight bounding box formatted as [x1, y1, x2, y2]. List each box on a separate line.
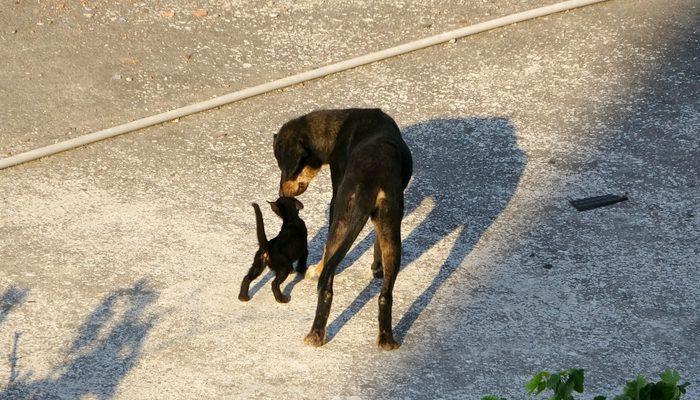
[0, 0, 609, 170]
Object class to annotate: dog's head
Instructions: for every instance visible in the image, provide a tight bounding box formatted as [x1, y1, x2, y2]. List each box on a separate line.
[273, 126, 321, 197]
[268, 197, 304, 219]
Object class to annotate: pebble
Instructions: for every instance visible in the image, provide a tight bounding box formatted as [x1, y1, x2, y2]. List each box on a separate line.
[449, 39, 457, 44]
[125, 77, 133, 82]
[192, 9, 208, 17]
[269, 11, 280, 18]
[242, 63, 252, 68]
[112, 74, 122, 80]
[84, 13, 94, 18]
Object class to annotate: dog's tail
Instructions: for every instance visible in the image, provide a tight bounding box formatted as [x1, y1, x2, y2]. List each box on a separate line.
[252, 203, 269, 250]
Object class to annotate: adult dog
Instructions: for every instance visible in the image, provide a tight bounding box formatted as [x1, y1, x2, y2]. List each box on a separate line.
[274, 108, 412, 350]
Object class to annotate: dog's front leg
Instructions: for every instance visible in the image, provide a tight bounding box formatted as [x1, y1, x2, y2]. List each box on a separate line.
[306, 247, 325, 279]
[371, 238, 383, 279]
[305, 188, 370, 347]
[304, 272, 333, 347]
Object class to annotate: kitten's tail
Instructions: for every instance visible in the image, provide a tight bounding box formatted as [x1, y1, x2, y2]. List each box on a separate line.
[251, 203, 269, 250]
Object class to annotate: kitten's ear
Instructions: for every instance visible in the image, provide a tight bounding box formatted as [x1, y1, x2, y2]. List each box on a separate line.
[268, 201, 281, 216]
[293, 198, 304, 210]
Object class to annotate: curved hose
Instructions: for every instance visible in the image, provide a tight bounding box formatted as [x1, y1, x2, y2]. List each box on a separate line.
[0, 0, 609, 170]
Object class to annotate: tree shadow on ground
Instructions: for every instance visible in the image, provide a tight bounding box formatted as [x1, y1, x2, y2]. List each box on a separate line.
[0, 286, 28, 328]
[1, 279, 158, 400]
[304, 117, 526, 343]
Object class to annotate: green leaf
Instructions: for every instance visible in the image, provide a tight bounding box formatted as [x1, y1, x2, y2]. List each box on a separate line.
[570, 369, 585, 393]
[556, 379, 575, 398]
[480, 396, 506, 400]
[547, 373, 561, 390]
[678, 382, 690, 394]
[659, 369, 681, 386]
[525, 371, 549, 394]
[622, 375, 648, 399]
[650, 382, 679, 400]
[613, 396, 631, 400]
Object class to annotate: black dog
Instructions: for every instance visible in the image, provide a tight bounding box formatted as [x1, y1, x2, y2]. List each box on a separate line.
[238, 197, 308, 303]
[273, 108, 412, 350]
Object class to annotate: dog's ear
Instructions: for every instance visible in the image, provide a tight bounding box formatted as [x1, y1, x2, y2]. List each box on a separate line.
[268, 201, 281, 216]
[293, 198, 304, 210]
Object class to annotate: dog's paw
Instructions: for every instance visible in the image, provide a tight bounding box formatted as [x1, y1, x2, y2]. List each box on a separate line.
[238, 293, 250, 302]
[377, 334, 399, 351]
[303, 330, 326, 347]
[275, 295, 290, 304]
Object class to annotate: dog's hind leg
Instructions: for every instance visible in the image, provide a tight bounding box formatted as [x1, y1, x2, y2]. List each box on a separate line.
[372, 192, 403, 350]
[238, 249, 267, 302]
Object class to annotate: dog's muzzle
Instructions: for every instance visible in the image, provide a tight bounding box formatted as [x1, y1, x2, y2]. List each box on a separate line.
[279, 180, 308, 197]
[279, 166, 318, 197]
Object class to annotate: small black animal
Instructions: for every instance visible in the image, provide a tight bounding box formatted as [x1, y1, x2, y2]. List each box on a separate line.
[238, 197, 308, 303]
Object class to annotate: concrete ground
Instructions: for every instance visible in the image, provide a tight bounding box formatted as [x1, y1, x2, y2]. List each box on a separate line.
[1, 0, 698, 398]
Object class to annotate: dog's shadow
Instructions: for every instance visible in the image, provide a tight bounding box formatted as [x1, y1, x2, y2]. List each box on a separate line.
[306, 117, 526, 343]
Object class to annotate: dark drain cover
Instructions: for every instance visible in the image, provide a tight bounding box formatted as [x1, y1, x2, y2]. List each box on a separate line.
[570, 194, 628, 211]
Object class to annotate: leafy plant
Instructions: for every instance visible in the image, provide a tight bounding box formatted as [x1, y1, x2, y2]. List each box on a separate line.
[523, 368, 585, 400]
[481, 369, 689, 400]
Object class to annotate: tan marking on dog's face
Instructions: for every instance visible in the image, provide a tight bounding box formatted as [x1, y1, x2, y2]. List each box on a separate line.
[279, 165, 320, 196]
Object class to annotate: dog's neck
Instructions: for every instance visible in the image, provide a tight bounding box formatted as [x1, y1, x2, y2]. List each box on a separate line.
[303, 109, 353, 164]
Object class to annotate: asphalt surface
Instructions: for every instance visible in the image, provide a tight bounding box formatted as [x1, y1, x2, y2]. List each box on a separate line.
[0, 0, 698, 399]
